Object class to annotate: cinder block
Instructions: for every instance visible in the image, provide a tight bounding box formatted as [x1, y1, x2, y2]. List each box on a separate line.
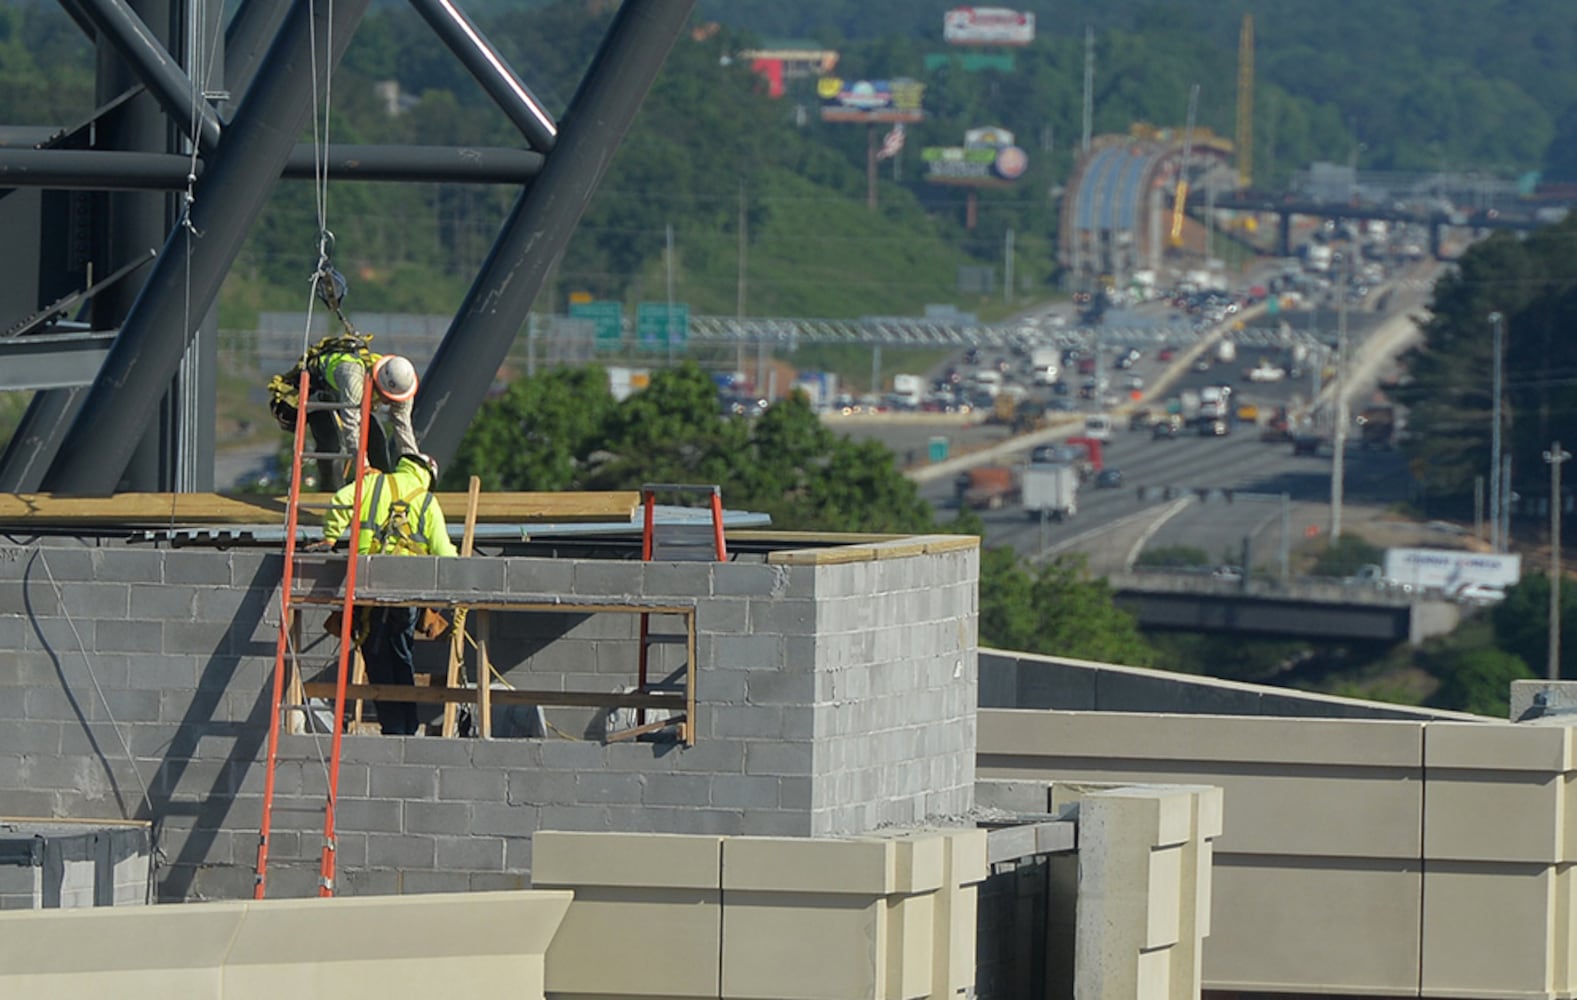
[163, 551, 235, 586]
[504, 557, 575, 596]
[710, 775, 780, 810]
[89, 548, 164, 584]
[644, 562, 713, 599]
[435, 556, 507, 595]
[570, 560, 637, 598]
[714, 563, 786, 598]
[437, 766, 504, 801]
[332, 797, 403, 834]
[368, 765, 437, 801]
[434, 834, 504, 871]
[402, 799, 473, 836]
[743, 741, 814, 777]
[469, 801, 541, 838]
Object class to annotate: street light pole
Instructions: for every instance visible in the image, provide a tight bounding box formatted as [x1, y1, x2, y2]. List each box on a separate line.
[1545, 442, 1570, 681]
[1331, 252, 1350, 539]
[1490, 312, 1505, 552]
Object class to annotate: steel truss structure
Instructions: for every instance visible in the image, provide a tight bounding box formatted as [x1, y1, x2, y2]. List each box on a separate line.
[0, 0, 695, 495]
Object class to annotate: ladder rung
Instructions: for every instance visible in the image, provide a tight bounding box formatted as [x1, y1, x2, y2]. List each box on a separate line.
[300, 450, 355, 461]
[303, 400, 361, 413]
[643, 632, 688, 646]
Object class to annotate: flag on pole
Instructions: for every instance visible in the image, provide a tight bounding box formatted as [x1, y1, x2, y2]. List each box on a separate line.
[875, 123, 906, 161]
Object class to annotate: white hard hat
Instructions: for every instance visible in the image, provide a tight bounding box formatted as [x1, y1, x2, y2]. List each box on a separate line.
[403, 453, 438, 481]
[371, 354, 418, 402]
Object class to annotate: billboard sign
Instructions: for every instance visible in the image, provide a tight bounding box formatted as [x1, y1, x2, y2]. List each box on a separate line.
[943, 7, 1035, 47]
[817, 77, 925, 123]
[922, 125, 1029, 185]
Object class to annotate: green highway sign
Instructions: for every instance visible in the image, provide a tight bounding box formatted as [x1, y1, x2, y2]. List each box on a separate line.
[636, 301, 689, 349]
[569, 300, 623, 350]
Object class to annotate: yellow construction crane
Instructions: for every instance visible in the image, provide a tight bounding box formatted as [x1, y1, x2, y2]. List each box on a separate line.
[1237, 14, 1253, 189]
[1169, 83, 1199, 248]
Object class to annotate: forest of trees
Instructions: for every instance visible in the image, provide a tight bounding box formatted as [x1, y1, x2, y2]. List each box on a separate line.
[7, 2, 1576, 323]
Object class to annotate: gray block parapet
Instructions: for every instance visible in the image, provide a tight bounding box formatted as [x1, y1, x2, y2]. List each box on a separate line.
[0, 533, 979, 901]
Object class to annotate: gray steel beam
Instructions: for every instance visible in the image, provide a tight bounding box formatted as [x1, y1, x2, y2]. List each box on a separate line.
[0, 144, 543, 189]
[414, 0, 696, 463]
[408, 0, 557, 152]
[221, 0, 291, 116]
[0, 331, 116, 390]
[72, 0, 224, 151]
[44, 0, 371, 495]
[0, 386, 89, 493]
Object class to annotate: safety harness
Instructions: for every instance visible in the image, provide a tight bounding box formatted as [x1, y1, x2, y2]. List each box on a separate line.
[266, 331, 377, 432]
[358, 470, 440, 556]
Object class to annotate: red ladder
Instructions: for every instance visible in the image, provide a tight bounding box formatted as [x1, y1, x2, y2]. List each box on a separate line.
[636, 484, 725, 734]
[254, 370, 374, 898]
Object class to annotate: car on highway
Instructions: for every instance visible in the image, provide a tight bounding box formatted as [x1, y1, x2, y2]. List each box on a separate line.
[1244, 361, 1287, 383]
[1157, 345, 1177, 362]
[1094, 468, 1124, 489]
[1211, 565, 1244, 583]
[1152, 415, 1184, 440]
[1128, 408, 1156, 430]
[1199, 417, 1230, 437]
[1452, 582, 1506, 607]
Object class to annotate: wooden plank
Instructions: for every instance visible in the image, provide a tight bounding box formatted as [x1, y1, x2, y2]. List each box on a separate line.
[442, 476, 483, 739]
[292, 596, 695, 616]
[300, 681, 685, 710]
[0, 490, 638, 525]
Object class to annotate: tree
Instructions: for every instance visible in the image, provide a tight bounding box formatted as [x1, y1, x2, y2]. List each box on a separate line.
[1309, 535, 1384, 578]
[978, 549, 1156, 666]
[444, 365, 617, 492]
[1432, 648, 1532, 717]
[1489, 573, 1577, 680]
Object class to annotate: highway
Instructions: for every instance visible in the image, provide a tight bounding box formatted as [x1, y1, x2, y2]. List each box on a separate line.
[835, 261, 1440, 576]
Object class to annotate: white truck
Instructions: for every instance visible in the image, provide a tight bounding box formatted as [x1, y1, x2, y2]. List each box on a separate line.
[1215, 338, 1237, 365]
[891, 372, 925, 409]
[1023, 462, 1080, 521]
[1030, 346, 1060, 386]
[1380, 548, 1521, 596]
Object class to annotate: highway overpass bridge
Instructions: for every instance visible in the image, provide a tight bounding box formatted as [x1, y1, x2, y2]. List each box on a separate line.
[1108, 571, 1463, 644]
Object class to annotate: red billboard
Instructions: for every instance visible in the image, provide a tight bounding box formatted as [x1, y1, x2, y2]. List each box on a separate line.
[943, 7, 1036, 47]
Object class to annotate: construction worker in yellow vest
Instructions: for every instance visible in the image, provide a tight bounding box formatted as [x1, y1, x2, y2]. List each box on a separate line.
[269, 339, 421, 491]
[319, 452, 456, 734]
[311, 349, 420, 490]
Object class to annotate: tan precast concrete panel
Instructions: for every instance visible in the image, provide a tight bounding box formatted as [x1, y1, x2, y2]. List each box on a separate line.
[0, 891, 572, 1000]
[722, 836, 897, 895]
[722, 890, 888, 999]
[886, 892, 937, 999]
[1147, 844, 1184, 949]
[1206, 860, 1421, 995]
[532, 831, 724, 890]
[532, 833, 725, 999]
[978, 709, 1426, 767]
[0, 902, 235, 996]
[1422, 863, 1559, 999]
[1423, 724, 1571, 863]
[1424, 768, 1563, 864]
[1426, 720, 1574, 771]
[221, 892, 571, 998]
[980, 711, 1424, 859]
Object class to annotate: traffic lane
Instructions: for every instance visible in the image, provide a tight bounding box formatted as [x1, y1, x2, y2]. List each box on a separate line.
[951, 425, 1409, 562]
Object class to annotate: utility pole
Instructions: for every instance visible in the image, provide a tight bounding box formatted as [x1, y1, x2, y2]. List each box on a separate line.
[1489, 312, 1505, 552]
[737, 182, 747, 378]
[1545, 442, 1569, 681]
[1280, 491, 1291, 582]
[1330, 252, 1350, 539]
[665, 222, 676, 367]
[1081, 26, 1093, 155]
[1004, 229, 1015, 305]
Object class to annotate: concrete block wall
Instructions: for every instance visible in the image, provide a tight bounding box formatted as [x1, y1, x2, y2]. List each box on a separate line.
[0, 533, 977, 901]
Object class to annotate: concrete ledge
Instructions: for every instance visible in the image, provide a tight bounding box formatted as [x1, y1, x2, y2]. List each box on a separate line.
[0, 889, 572, 998]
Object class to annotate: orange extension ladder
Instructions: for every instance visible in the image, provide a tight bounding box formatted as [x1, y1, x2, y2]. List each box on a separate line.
[253, 370, 374, 898]
[635, 484, 726, 734]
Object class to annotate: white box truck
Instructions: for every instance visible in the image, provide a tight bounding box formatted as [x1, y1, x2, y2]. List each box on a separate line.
[1031, 346, 1061, 386]
[1023, 462, 1080, 521]
[1382, 548, 1521, 595]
